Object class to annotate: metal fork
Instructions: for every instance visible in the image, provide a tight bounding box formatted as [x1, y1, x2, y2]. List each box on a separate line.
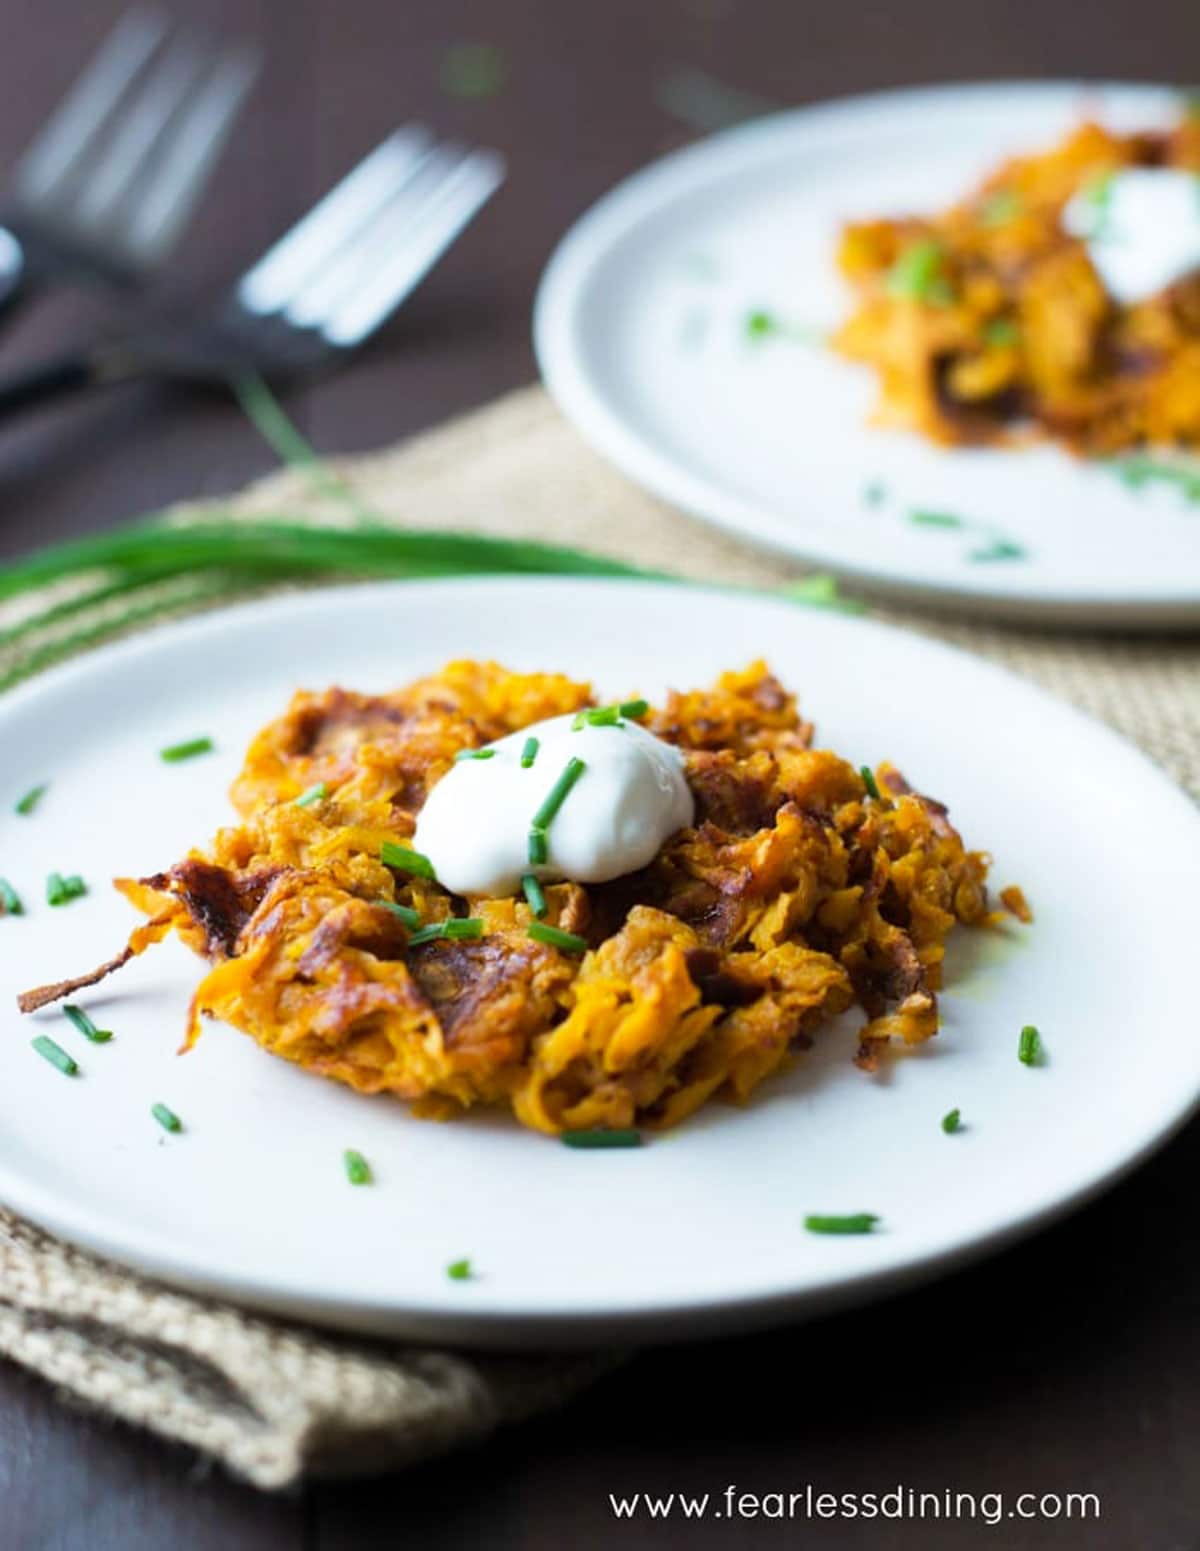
[0, 9, 258, 324]
[0, 127, 504, 421]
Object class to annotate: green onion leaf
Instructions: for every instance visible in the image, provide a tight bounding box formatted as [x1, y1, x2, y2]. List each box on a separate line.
[619, 699, 650, 719]
[804, 1213, 879, 1235]
[378, 900, 422, 928]
[886, 239, 950, 303]
[1018, 1025, 1043, 1066]
[343, 1148, 372, 1184]
[520, 737, 539, 768]
[562, 1129, 643, 1149]
[380, 841, 436, 879]
[159, 737, 214, 764]
[941, 1107, 962, 1134]
[528, 921, 589, 954]
[46, 872, 86, 907]
[531, 756, 587, 833]
[859, 765, 881, 801]
[151, 1102, 182, 1133]
[64, 1005, 112, 1044]
[294, 781, 328, 807]
[408, 918, 485, 948]
[446, 1257, 474, 1281]
[15, 783, 48, 815]
[528, 827, 548, 865]
[455, 747, 496, 761]
[0, 878, 23, 916]
[32, 1035, 77, 1076]
[522, 874, 547, 918]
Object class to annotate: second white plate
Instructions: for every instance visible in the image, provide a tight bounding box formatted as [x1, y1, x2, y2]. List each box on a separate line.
[535, 80, 1200, 625]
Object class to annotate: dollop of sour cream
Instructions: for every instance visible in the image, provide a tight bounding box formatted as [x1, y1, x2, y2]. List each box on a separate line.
[1062, 167, 1200, 305]
[413, 713, 694, 898]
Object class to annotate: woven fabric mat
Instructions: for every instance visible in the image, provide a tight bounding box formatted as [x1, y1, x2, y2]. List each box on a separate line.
[2, 383, 1197, 1491]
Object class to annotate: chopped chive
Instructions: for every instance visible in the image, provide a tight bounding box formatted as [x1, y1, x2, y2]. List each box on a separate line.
[159, 736, 214, 764]
[520, 736, 539, 768]
[859, 765, 881, 800]
[63, 1004, 112, 1044]
[745, 308, 778, 338]
[804, 1213, 879, 1235]
[573, 704, 622, 729]
[562, 1129, 643, 1149]
[528, 827, 548, 865]
[454, 747, 496, 761]
[863, 480, 887, 507]
[32, 1035, 77, 1076]
[294, 781, 328, 807]
[531, 756, 587, 833]
[408, 918, 485, 948]
[343, 1148, 372, 1184]
[447, 1257, 474, 1281]
[979, 188, 1023, 227]
[522, 873, 547, 918]
[46, 872, 86, 906]
[15, 783, 47, 815]
[0, 878, 23, 916]
[1018, 1025, 1043, 1066]
[619, 698, 650, 719]
[528, 921, 589, 954]
[151, 1102, 182, 1133]
[381, 841, 436, 879]
[886, 238, 948, 302]
[969, 539, 1027, 563]
[984, 318, 1020, 348]
[941, 1107, 962, 1134]
[379, 900, 422, 928]
[909, 509, 965, 529]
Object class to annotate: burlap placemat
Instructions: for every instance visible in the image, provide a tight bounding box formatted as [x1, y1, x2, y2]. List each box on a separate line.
[2, 383, 1197, 1491]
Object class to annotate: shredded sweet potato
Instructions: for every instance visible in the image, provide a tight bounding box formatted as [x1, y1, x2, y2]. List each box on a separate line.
[834, 116, 1200, 453]
[19, 660, 1017, 1135]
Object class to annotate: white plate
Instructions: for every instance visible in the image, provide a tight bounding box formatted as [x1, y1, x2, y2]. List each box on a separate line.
[534, 81, 1200, 626]
[1, 579, 1197, 1347]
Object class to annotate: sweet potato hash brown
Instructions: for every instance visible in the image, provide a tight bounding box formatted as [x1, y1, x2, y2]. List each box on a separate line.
[19, 661, 1026, 1136]
[834, 116, 1200, 452]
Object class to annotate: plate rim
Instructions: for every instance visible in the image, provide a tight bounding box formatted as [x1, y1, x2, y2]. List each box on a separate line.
[2, 575, 1198, 1348]
[533, 77, 1200, 628]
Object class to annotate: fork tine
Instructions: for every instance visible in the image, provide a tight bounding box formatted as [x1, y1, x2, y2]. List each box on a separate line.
[14, 9, 168, 202]
[237, 128, 433, 315]
[320, 151, 504, 347]
[124, 43, 259, 263]
[282, 147, 461, 328]
[75, 35, 208, 227]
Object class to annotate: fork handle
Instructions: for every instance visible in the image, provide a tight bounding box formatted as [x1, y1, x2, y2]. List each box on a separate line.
[0, 344, 145, 422]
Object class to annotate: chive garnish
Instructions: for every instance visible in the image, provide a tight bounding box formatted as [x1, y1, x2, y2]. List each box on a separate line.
[15, 783, 47, 815]
[455, 748, 495, 761]
[804, 1213, 879, 1235]
[528, 828, 548, 865]
[379, 900, 422, 928]
[151, 1102, 182, 1133]
[1018, 1025, 1043, 1066]
[32, 1035, 77, 1076]
[859, 765, 880, 800]
[619, 699, 650, 719]
[528, 921, 588, 954]
[343, 1148, 372, 1184]
[520, 737, 539, 768]
[408, 918, 485, 948]
[46, 872, 86, 906]
[522, 874, 547, 918]
[979, 188, 1023, 227]
[0, 878, 23, 916]
[909, 509, 965, 529]
[294, 781, 328, 807]
[573, 705, 621, 729]
[63, 1005, 112, 1044]
[159, 736, 214, 764]
[941, 1108, 962, 1134]
[745, 308, 778, 338]
[532, 756, 587, 832]
[562, 1129, 642, 1149]
[380, 841, 436, 879]
[984, 319, 1020, 348]
[886, 238, 951, 303]
[863, 480, 887, 507]
[446, 1257, 474, 1281]
[968, 539, 1027, 563]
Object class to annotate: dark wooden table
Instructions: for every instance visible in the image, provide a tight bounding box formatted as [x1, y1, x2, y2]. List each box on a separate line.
[3, 1, 1197, 1545]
